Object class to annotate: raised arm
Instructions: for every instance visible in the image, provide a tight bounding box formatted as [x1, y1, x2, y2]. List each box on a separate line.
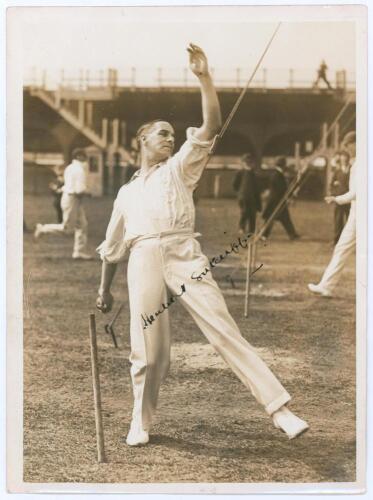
[188, 43, 222, 141]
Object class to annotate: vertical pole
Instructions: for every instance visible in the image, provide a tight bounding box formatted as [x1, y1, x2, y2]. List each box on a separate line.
[78, 100, 85, 125]
[213, 174, 221, 199]
[102, 119, 108, 147]
[120, 121, 127, 147]
[86, 102, 93, 128]
[294, 141, 301, 171]
[244, 243, 253, 318]
[112, 119, 119, 148]
[321, 122, 328, 151]
[89, 314, 106, 463]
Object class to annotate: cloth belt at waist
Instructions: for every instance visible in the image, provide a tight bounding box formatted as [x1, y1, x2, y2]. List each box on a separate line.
[129, 228, 201, 249]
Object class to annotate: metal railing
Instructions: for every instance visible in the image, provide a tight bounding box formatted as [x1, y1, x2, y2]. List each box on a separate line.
[24, 67, 355, 92]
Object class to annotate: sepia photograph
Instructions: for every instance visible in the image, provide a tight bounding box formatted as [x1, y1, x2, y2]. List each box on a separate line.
[6, 3, 367, 494]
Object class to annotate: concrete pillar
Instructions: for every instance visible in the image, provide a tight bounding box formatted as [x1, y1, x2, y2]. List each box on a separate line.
[213, 174, 221, 199]
[101, 119, 108, 147]
[78, 100, 85, 125]
[120, 121, 127, 147]
[111, 119, 119, 148]
[86, 102, 93, 128]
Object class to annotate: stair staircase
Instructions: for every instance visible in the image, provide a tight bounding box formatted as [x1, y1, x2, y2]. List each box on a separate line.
[29, 86, 131, 161]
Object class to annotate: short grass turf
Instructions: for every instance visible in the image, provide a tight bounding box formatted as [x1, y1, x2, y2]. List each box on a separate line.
[23, 194, 356, 483]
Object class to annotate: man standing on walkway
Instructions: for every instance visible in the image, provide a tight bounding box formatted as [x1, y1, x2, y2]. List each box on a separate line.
[34, 148, 92, 260]
[262, 156, 300, 241]
[95, 44, 308, 447]
[233, 153, 262, 235]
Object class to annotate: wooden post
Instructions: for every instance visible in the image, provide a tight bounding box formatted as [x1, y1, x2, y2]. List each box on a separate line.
[89, 314, 106, 463]
[244, 243, 253, 318]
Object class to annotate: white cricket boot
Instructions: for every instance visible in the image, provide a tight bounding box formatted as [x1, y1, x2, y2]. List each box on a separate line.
[126, 421, 149, 447]
[272, 406, 309, 440]
[307, 283, 332, 297]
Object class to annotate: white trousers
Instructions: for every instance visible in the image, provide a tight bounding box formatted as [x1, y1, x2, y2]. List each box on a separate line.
[38, 193, 88, 255]
[127, 234, 291, 432]
[319, 205, 356, 293]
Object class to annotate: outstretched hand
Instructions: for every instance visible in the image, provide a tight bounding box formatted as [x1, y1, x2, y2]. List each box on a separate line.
[187, 43, 209, 78]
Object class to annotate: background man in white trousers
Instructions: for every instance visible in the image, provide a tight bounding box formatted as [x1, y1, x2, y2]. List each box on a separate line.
[308, 131, 356, 297]
[96, 44, 309, 447]
[34, 148, 92, 260]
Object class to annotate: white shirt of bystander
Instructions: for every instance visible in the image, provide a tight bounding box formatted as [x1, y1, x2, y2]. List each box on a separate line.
[335, 161, 356, 206]
[63, 159, 88, 195]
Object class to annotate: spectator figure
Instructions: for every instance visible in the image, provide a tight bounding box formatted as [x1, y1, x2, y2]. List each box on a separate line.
[313, 60, 333, 89]
[262, 156, 300, 241]
[329, 151, 351, 245]
[49, 165, 65, 223]
[34, 148, 93, 260]
[308, 131, 356, 297]
[233, 153, 261, 235]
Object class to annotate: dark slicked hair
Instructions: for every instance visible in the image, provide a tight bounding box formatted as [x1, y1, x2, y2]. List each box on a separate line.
[71, 148, 87, 160]
[135, 119, 168, 148]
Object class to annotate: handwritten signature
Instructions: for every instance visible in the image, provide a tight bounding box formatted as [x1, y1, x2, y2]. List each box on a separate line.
[141, 232, 262, 330]
[141, 284, 187, 330]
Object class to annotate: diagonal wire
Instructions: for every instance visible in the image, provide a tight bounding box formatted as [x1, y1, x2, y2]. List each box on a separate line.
[205, 22, 282, 161]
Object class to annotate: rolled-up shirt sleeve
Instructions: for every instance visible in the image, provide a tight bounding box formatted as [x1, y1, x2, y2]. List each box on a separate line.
[174, 127, 215, 189]
[96, 199, 127, 263]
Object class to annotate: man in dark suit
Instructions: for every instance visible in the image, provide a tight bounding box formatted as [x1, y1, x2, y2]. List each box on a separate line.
[233, 153, 262, 235]
[329, 151, 351, 245]
[262, 156, 300, 240]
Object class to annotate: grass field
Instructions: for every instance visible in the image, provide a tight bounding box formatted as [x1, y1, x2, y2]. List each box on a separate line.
[23, 194, 356, 484]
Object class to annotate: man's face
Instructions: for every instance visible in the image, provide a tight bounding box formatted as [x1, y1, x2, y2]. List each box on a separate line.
[142, 121, 175, 161]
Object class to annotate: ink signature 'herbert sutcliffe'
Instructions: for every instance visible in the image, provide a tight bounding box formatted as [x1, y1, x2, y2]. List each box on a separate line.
[141, 232, 262, 330]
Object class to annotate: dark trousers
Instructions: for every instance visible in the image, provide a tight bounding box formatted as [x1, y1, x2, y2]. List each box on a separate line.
[334, 204, 350, 244]
[238, 199, 257, 234]
[263, 206, 298, 239]
[53, 195, 63, 224]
